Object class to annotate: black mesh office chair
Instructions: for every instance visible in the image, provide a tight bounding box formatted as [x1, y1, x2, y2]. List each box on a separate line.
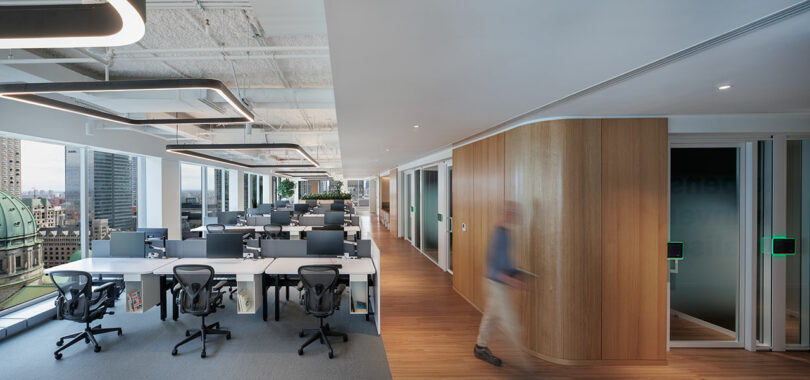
[206, 224, 226, 233]
[171, 265, 231, 358]
[50, 270, 122, 360]
[297, 265, 348, 359]
[262, 224, 283, 240]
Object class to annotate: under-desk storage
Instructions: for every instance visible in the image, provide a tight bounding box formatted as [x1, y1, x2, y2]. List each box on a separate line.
[124, 273, 159, 313]
[349, 274, 368, 315]
[235, 274, 261, 314]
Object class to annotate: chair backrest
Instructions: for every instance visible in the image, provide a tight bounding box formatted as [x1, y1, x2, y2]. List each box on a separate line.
[263, 224, 282, 239]
[298, 265, 339, 317]
[173, 264, 215, 315]
[207, 224, 226, 233]
[50, 270, 93, 322]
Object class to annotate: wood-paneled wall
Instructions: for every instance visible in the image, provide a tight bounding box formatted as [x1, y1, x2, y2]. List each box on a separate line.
[452, 118, 668, 363]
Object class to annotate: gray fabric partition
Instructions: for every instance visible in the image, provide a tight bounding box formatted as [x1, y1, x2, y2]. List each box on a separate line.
[356, 240, 371, 258]
[166, 239, 207, 258]
[247, 216, 273, 226]
[260, 239, 307, 257]
[91, 240, 110, 257]
[299, 215, 325, 226]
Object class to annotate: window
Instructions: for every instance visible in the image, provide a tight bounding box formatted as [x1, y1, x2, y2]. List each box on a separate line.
[181, 163, 202, 231]
[87, 150, 139, 248]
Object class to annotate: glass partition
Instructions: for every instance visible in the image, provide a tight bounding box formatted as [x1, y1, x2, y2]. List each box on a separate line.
[422, 167, 439, 262]
[786, 140, 810, 347]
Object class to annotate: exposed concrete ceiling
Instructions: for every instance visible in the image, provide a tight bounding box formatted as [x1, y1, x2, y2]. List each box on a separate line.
[326, 0, 810, 177]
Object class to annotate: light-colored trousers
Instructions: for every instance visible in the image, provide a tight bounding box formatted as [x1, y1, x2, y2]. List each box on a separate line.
[476, 279, 522, 348]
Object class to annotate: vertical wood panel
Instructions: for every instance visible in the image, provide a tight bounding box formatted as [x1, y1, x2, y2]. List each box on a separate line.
[601, 118, 668, 361]
[452, 144, 475, 300]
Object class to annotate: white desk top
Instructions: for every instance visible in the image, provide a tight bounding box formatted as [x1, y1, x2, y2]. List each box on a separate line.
[153, 258, 274, 275]
[265, 257, 376, 275]
[190, 225, 361, 233]
[44, 257, 178, 275]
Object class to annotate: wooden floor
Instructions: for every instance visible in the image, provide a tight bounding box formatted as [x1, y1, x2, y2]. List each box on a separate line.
[371, 216, 810, 379]
[670, 313, 736, 341]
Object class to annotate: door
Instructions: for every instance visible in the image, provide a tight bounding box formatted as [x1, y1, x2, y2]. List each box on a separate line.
[414, 169, 422, 250]
[669, 146, 744, 347]
[405, 173, 412, 242]
[422, 166, 439, 263]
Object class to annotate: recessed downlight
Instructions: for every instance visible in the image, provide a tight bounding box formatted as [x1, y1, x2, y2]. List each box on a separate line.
[717, 84, 732, 91]
[413, 124, 420, 129]
[385, 148, 390, 152]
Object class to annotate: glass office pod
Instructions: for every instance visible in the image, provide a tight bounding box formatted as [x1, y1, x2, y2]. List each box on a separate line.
[670, 147, 742, 345]
[405, 173, 412, 242]
[786, 140, 810, 347]
[448, 162, 454, 272]
[414, 169, 422, 250]
[422, 166, 439, 263]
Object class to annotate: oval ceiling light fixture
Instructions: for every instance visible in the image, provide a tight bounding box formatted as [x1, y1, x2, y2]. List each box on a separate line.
[0, 0, 146, 49]
[413, 124, 420, 128]
[717, 84, 733, 91]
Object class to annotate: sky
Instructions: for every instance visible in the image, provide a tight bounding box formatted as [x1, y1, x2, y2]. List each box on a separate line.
[20, 140, 65, 192]
[181, 163, 202, 191]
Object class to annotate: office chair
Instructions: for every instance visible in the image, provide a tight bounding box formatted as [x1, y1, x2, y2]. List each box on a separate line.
[206, 224, 226, 233]
[297, 265, 348, 359]
[262, 224, 283, 240]
[171, 264, 231, 358]
[50, 270, 123, 360]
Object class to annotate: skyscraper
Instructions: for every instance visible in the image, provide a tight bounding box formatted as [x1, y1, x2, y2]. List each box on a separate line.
[90, 151, 136, 231]
[64, 147, 81, 227]
[0, 137, 21, 198]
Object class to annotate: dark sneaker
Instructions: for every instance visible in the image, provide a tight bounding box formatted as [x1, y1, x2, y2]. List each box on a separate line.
[474, 345, 502, 367]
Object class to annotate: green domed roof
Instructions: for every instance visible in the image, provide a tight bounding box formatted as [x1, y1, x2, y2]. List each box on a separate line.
[0, 190, 39, 248]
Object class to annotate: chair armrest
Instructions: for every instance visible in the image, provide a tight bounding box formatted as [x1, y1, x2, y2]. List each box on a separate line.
[93, 281, 116, 294]
[213, 280, 228, 291]
[172, 283, 182, 294]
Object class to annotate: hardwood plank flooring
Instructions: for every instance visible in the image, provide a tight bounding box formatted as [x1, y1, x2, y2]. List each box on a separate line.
[371, 215, 810, 379]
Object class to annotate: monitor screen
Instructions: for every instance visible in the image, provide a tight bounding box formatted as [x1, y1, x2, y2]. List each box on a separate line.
[272, 211, 292, 226]
[110, 231, 146, 258]
[294, 203, 309, 214]
[206, 233, 244, 258]
[324, 211, 344, 226]
[333, 199, 344, 204]
[773, 238, 796, 255]
[306, 230, 344, 256]
[257, 203, 273, 214]
[274, 200, 288, 208]
[330, 203, 344, 211]
[218, 211, 241, 225]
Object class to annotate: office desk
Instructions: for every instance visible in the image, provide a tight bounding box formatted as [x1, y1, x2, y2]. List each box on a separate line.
[45, 258, 178, 316]
[264, 257, 376, 321]
[153, 258, 274, 321]
[189, 225, 362, 240]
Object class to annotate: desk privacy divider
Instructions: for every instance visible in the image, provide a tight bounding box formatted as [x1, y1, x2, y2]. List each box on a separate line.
[260, 239, 307, 257]
[92, 240, 111, 257]
[166, 240, 206, 258]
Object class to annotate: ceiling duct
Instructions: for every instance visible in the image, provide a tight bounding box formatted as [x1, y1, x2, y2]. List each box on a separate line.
[0, 0, 146, 49]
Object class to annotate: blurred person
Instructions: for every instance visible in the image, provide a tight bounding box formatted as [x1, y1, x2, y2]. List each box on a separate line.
[473, 201, 530, 371]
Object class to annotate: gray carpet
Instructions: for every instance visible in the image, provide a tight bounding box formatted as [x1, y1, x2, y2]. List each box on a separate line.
[0, 289, 391, 380]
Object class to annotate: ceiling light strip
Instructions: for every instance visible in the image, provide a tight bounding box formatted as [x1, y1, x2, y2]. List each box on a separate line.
[166, 143, 320, 169]
[0, 0, 146, 49]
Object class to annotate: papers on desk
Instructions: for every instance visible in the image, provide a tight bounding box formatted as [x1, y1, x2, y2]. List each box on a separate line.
[126, 288, 143, 312]
[237, 288, 252, 313]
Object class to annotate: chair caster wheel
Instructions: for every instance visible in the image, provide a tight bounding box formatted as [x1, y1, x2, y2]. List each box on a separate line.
[85, 338, 90, 344]
[185, 331, 190, 337]
[117, 330, 122, 336]
[299, 331, 304, 338]
[56, 339, 64, 346]
[171, 349, 178, 356]
[343, 335, 348, 342]
[298, 348, 303, 356]
[328, 352, 334, 359]
[201, 351, 206, 358]
[54, 353, 62, 360]
[94, 346, 101, 353]
[226, 333, 231, 340]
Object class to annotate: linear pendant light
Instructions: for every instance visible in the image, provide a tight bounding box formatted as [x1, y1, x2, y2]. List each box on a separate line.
[0, 0, 146, 49]
[166, 143, 320, 169]
[0, 79, 254, 125]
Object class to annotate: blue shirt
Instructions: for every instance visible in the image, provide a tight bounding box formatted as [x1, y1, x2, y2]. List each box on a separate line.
[487, 226, 516, 283]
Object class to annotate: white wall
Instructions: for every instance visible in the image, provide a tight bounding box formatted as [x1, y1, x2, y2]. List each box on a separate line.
[161, 158, 181, 240]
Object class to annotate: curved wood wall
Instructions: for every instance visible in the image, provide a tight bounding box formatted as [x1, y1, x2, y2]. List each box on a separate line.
[451, 118, 667, 363]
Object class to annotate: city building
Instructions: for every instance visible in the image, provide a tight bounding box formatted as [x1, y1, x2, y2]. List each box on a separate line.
[22, 198, 64, 229]
[89, 151, 136, 231]
[40, 219, 109, 268]
[0, 190, 43, 304]
[0, 137, 21, 198]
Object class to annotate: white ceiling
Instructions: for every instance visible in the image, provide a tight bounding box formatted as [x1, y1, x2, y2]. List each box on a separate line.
[326, 0, 810, 177]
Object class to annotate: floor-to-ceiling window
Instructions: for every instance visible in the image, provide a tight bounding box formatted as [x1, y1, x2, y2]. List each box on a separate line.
[87, 150, 139, 247]
[181, 163, 202, 231]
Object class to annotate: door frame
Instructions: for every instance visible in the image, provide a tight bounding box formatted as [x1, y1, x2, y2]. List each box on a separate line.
[668, 139, 752, 349]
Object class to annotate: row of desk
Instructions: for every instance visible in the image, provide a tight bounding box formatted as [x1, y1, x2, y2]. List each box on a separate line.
[44, 256, 376, 323]
[189, 224, 362, 240]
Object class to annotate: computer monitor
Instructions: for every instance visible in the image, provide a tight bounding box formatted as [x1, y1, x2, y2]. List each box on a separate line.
[218, 211, 241, 225]
[306, 199, 317, 206]
[271, 211, 292, 226]
[324, 211, 344, 226]
[110, 231, 147, 258]
[206, 233, 244, 258]
[306, 230, 344, 256]
[330, 203, 344, 211]
[257, 203, 273, 214]
[274, 200, 288, 208]
[294, 203, 309, 215]
[333, 199, 345, 204]
[137, 227, 168, 240]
